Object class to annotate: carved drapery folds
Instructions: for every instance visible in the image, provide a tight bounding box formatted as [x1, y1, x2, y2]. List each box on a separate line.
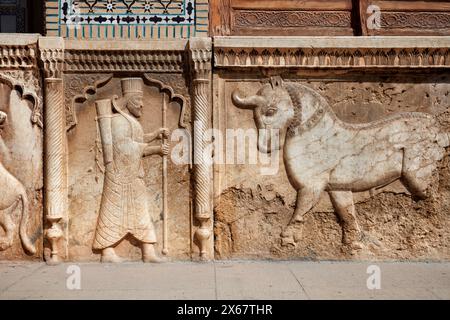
[190, 38, 213, 260]
[39, 37, 66, 264]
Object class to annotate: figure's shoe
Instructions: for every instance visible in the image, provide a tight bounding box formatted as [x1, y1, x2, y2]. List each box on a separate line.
[143, 254, 169, 263]
[142, 244, 169, 263]
[101, 249, 123, 263]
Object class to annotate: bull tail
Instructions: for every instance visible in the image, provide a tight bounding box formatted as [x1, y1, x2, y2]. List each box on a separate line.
[19, 192, 36, 255]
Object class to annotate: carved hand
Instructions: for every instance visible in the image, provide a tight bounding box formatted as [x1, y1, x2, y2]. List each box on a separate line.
[160, 141, 170, 156]
[159, 128, 170, 140]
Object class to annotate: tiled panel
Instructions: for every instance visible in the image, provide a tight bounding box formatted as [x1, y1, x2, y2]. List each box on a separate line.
[45, 0, 208, 39]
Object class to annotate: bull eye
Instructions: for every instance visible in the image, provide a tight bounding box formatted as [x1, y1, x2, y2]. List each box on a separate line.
[265, 107, 277, 116]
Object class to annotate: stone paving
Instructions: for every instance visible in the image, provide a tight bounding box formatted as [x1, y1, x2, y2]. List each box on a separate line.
[0, 261, 449, 300]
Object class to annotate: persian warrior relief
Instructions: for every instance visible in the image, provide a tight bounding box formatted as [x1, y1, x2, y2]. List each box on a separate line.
[0, 111, 35, 255]
[93, 78, 170, 263]
[232, 77, 450, 250]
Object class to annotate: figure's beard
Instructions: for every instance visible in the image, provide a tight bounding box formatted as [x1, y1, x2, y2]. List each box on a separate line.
[127, 99, 142, 118]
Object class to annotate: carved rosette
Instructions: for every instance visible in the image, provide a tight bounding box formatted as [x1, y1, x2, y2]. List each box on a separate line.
[190, 38, 213, 260]
[39, 37, 66, 264]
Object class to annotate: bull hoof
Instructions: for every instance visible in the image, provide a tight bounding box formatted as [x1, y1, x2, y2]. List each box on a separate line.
[0, 242, 12, 251]
[280, 223, 303, 247]
[281, 235, 296, 247]
[290, 215, 305, 224]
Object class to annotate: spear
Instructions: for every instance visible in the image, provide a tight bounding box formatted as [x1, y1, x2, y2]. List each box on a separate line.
[162, 92, 168, 255]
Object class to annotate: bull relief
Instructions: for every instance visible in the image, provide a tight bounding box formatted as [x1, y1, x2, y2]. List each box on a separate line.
[231, 77, 450, 253]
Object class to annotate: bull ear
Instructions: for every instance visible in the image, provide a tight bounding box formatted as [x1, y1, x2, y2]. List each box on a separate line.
[232, 89, 267, 109]
[270, 76, 283, 88]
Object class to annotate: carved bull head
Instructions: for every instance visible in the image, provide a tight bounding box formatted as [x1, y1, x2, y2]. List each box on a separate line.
[232, 77, 295, 153]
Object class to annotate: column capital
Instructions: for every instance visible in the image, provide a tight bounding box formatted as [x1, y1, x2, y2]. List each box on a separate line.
[38, 36, 65, 79]
[189, 38, 212, 81]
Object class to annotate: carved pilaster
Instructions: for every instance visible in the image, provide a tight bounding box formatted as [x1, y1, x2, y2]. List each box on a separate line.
[39, 37, 66, 265]
[190, 38, 213, 261]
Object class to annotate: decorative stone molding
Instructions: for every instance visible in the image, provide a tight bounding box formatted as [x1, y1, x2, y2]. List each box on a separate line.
[214, 37, 450, 68]
[143, 74, 188, 129]
[0, 71, 43, 127]
[189, 37, 213, 260]
[381, 12, 450, 29]
[0, 44, 37, 69]
[64, 40, 187, 72]
[233, 10, 352, 29]
[0, 35, 43, 127]
[39, 37, 65, 79]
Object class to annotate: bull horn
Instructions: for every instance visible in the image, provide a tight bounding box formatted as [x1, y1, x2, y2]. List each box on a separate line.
[232, 90, 267, 109]
[0, 111, 6, 125]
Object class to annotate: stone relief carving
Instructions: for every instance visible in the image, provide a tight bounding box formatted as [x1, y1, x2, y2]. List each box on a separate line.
[64, 74, 114, 130]
[0, 71, 43, 127]
[232, 77, 450, 250]
[381, 12, 450, 29]
[143, 73, 191, 128]
[93, 78, 170, 263]
[234, 10, 351, 29]
[214, 41, 450, 68]
[64, 49, 185, 73]
[0, 111, 36, 255]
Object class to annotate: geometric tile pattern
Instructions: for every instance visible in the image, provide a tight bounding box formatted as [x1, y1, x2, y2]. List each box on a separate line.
[46, 0, 208, 39]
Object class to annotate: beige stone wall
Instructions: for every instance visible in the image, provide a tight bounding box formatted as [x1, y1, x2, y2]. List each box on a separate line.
[1, 34, 450, 263]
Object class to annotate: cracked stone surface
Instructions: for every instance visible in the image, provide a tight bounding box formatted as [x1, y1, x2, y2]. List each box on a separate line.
[215, 76, 450, 261]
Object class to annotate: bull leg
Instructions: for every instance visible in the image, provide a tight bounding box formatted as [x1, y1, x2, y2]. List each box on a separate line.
[291, 184, 325, 223]
[281, 182, 325, 247]
[400, 148, 429, 199]
[0, 213, 14, 251]
[329, 191, 363, 250]
[401, 171, 428, 199]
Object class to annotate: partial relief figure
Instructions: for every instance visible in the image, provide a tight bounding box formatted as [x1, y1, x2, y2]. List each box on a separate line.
[232, 77, 450, 250]
[93, 78, 170, 263]
[0, 111, 36, 255]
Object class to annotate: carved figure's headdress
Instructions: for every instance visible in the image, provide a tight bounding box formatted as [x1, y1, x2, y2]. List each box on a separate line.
[121, 78, 143, 95]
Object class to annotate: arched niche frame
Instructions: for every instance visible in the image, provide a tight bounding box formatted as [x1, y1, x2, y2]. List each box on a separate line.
[0, 71, 42, 127]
